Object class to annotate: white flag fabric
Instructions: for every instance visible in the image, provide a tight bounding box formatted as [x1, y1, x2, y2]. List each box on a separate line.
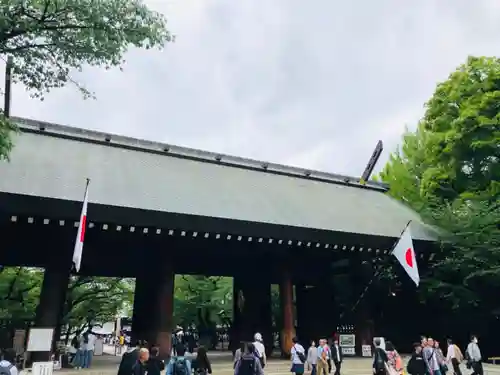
[392, 224, 420, 286]
[72, 181, 89, 272]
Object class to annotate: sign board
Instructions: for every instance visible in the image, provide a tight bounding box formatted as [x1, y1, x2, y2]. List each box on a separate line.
[13, 329, 26, 355]
[27, 328, 54, 352]
[341, 347, 356, 356]
[32, 362, 53, 375]
[362, 345, 372, 357]
[339, 334, 355, 347]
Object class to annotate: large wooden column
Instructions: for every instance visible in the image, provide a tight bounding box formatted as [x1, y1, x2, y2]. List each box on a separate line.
[153, 263, 174, 358]
[32, 235, 73, 362]
[131, 274, 149, 344]
[233, 275, 273, 355]
[279, 267, 295, 357]
[132, 262, 174, 358]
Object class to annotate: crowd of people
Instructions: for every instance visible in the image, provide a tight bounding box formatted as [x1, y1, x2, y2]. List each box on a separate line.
[116, 340, 213, 375]
[373, 335, 483, 375]
[63, 330, 485, 375]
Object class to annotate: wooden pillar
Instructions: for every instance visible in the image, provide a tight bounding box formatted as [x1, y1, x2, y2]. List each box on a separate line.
[133, 262, 174, 358]
[154, 263, 174, 359]
[131, 274, 149, 344]
[32, 233, 73, 362]
[280, 267, 295, 357]
[232, 276, 273, 355]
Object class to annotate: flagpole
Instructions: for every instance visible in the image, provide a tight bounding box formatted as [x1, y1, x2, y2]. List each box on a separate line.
[340, 220, 413, 318]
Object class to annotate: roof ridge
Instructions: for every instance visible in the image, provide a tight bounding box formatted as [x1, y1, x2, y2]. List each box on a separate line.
[12, 116, 389, 192]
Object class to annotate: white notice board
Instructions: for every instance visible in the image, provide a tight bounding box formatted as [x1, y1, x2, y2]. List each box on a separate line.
[27, 328, 54, 352]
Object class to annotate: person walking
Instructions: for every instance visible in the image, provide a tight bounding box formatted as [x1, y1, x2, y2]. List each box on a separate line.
[307, 340, 317, 375]
[331, 338, 343, 375]
[194, 346, 212, 375]
[423, 338, 442, 375]
[253, 333, 267, 369]
[290, 337, 306, 375]
[446, 339, 463, 375]
[146, 347, 165, 375]
[234, 343, 264, 375]
[132, 348, 149, 375]
[466, 336, 483, 375]
[407, 343, 426, 375]
[373, 338, 388, 375]
[166, 344, 192, 375]
[317, 340, 329, 375]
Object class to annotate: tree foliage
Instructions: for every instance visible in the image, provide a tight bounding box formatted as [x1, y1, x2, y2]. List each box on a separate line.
[0, 267, 133, 337]
[378, 56, 500, 313]
[0, 267, 42, 320]
[0, 0, 171, 98]
[0, 113, 18, 161]
[0, 0, 172, 160]
[63, 276, 134, 337]
[174, 275, 233, 329]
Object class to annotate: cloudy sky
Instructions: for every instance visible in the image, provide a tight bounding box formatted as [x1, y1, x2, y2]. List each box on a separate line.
[3, 0, 500, 176]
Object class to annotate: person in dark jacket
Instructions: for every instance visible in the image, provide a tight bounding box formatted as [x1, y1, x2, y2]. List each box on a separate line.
[117, 341, 142, 375]
[147, 347, 165, 375]
[132, 348, 150, 375]
[407, 343, 426, 375]
[194, 346, 212, 375]
[373, 338, 388, 375]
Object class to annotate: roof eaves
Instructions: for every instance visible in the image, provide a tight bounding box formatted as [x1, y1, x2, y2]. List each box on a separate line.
[12, 116, 390, 192]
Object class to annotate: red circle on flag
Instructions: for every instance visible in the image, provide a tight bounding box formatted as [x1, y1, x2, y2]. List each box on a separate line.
[405, 248, 413, 268]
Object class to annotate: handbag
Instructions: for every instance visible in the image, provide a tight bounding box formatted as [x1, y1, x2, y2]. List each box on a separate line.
[440, 364, 448, 373]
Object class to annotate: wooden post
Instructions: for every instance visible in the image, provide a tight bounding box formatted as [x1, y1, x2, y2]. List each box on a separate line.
[280, 268, 295, 357]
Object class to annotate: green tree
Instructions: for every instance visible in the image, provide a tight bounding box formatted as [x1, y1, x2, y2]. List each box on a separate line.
[378, 55, 500, 313]
[62, 276, 134, 340]
[0, 267, 42, 320]
[0, 0, 172, 159]
[174, 275, 232, 348]
[0, 115, 17, 161]
[0, 268, 133, 342]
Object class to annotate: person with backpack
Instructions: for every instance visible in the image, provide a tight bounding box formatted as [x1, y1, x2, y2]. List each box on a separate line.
[407, 343, 427, 375]
[290, 337, 306, 375]
[167, 344, 192, 375]
[373, 338, 388, 375]
[235, 343, 264, 375]
[0, 349, 18, 375]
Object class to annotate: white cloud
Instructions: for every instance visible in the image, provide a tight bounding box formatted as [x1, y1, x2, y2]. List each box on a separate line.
[3, 0, 500, 176]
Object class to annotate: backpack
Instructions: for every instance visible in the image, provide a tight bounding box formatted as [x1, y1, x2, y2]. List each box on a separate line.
[0, 363, 14, 375]
[172, 357, 189, 375]
[374, 349, 385, 371]
[238, 354, 257, 375]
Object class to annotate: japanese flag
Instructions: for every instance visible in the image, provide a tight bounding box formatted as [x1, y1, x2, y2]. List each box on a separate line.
[72, 180, 90, 272]
[392, 224, 420, 286]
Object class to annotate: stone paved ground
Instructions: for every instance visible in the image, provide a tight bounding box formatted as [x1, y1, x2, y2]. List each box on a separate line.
[49, 351, 500, 375]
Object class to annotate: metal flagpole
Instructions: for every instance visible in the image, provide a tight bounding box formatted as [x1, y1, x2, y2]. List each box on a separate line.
[340, 220, 413, 318]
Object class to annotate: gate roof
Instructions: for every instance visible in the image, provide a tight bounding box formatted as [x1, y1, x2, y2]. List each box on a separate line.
[0, 117, 436, 241]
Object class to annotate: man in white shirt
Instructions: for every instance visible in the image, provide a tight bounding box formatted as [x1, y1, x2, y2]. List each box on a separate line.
[253, 333, 267, 368]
